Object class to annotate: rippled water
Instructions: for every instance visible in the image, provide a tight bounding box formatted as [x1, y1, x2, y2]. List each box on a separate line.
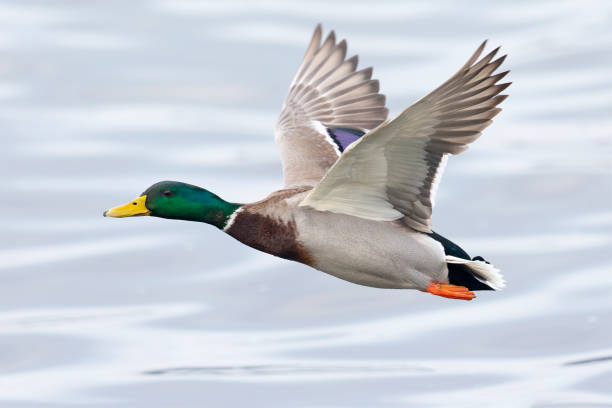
[1, 1, 611, 406]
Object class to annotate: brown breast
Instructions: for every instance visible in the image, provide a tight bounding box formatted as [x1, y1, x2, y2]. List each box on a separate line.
[224, 188, 313, 265]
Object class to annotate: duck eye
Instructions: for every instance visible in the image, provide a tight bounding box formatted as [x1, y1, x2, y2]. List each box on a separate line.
[162, 190, 173, 197]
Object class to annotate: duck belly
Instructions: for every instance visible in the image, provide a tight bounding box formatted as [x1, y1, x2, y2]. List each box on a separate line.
[295, 209, 448, 289]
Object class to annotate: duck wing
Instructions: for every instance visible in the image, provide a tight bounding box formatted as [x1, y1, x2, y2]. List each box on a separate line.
[299, 41, 510, 232]
[276, 25, 388, 188]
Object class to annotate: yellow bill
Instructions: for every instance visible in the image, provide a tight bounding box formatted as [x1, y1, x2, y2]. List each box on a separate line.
[104, 195, 150, 217]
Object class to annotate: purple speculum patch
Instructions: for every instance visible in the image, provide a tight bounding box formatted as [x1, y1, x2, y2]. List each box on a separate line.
[327, 127, 365, 152]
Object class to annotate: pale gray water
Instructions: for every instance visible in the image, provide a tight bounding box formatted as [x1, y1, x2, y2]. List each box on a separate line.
[1, 1, 611, 407]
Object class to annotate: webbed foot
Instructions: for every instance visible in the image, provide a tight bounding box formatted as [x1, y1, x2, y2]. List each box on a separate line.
[423, 282, 475, 301]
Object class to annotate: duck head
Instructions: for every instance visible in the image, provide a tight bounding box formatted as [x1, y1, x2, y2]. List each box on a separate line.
[104, 181, 241, 229]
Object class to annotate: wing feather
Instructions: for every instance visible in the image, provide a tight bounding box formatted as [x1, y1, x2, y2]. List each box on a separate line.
[300, 41, 510, 232]
[276, 25, 388, 187]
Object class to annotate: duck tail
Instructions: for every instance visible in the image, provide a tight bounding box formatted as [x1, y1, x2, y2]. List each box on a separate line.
[445, 255, 506, 290]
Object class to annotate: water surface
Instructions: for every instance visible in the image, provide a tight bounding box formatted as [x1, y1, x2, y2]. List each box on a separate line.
[1, 1, 611, 407]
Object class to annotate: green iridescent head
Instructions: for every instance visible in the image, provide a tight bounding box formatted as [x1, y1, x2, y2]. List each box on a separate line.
[104, 181, 241, 229]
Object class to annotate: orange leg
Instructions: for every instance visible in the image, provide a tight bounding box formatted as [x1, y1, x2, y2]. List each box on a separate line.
[423, 282, 475, 301]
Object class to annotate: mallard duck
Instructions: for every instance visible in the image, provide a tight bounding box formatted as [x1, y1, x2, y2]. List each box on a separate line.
[104, 25, 509, 300]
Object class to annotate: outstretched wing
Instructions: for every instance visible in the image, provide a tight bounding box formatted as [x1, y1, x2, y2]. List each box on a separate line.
[299, 41, 510, 232]
[275, 24, 388, 187]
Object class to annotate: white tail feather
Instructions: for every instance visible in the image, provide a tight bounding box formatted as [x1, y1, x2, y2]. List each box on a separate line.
[445, 255, 506, 290]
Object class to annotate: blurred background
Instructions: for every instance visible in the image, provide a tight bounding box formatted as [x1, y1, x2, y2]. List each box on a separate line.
[0, 1, 611, 407]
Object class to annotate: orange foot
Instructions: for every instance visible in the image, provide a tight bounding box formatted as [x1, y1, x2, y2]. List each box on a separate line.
[424, 282, 475, 301]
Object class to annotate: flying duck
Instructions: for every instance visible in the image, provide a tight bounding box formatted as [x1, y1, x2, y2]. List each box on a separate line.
[104, 25, 509, 300]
